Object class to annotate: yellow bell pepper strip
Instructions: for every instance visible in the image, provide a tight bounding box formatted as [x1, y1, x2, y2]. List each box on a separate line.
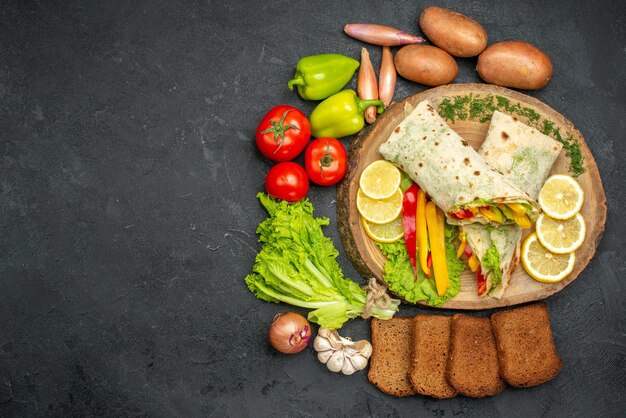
[468, 254, 480, 272]
[288, 54, 360, 101]
[507, 203, 527, 216]
[456, 232, 467, 259]
[425, 202, 449, 297]
[309, 90, 384, 138]
[514, 213, 532, 229]
[479, 207, 504, 223]
[416, 188, 430, 277]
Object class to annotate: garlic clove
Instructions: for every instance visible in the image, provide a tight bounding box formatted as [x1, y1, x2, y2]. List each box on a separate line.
[327, 330, 345, 350]
[353, 340, 373, 359]
[318, 327, 332, 339]
[317, 349, 333, 364]
[348, 353, 369, 371]
[326, 350, 345, 373]
[341, 358, 357, 375]
[313, 335, 333, 352]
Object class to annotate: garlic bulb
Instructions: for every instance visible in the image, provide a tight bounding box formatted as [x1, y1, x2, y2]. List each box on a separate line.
[313, 327, 373, 375]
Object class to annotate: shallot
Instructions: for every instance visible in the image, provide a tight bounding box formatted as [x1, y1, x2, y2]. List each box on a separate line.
[344, 23, 425, 46]
[357, 47, 379, 124]
[378, 46, 396, 107]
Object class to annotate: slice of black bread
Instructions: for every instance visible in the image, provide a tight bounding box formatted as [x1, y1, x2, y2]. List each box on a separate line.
[408, 315, 457, 398]
[368, 317, 417, 397]
[491, 302, 563, 387]
[446, 314, 505, 397]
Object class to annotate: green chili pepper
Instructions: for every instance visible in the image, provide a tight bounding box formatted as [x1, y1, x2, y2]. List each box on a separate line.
[310, 89, 384, 138]
[288, 54, 360, 101]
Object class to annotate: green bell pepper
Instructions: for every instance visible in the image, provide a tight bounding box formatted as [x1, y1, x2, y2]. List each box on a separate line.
[288, 54, 359, 101]
[310, 89, 384, 138]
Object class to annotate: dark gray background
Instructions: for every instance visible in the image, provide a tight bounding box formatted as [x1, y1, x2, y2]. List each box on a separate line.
[1, 0, 624, 416]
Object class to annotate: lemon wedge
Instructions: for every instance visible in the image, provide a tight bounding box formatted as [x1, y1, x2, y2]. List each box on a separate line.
[538, 175, 584, 219]
[359, 160, 401, 199]
[536, 213, 586, 254]
[361, 216, 404, 243]
[357, 188, 403, 224]
[521, 232, 575, 283]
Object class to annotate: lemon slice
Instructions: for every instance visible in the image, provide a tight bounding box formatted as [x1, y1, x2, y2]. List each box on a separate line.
[536, 213, 586, 254]
[521, 232, 575, 283]
[538, 175, 584, 219]
[357, 188, 403, 224]
[361, 216, 404, 243]
[359, 160, 401, 199]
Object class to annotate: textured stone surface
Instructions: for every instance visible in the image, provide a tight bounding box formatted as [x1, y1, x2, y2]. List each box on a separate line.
[0, 0, 624, 416]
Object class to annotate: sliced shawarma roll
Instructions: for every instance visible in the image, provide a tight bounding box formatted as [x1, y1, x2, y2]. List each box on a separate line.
[379, 101, 539, 229]
[462, 110, 563, 298]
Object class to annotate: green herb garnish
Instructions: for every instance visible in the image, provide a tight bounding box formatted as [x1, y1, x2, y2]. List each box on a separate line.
[437, 94, 585, 177]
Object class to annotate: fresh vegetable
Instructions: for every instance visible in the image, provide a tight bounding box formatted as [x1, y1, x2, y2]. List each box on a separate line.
[419, 6, 487, 58]
[476, 267, 487, 297]
[310, 89, 384, 138]
[245, 193, 400, 329]
[394, 45, 458, 86]
[343, 23, 425, 46]
[357, 47, 379, 124]
[265, 162, 309, 202]
[482, 245, 502, 291]
[477, 41, 553, 90]
[425, 202, 450, 297]
[256, 105, 311, 161]
[268, 312, 312, 354]
[288, 54, 360, 101]
[450, 208, 474, 220]
[456, 231, 467, 259]
[402, 184, 419, 274]
[375, 223, 465, 306]
[378, 46, 396, 107]
[304, 137, 347, 186]
[314, 328, 372, 375]
[416, 188, 430, 277]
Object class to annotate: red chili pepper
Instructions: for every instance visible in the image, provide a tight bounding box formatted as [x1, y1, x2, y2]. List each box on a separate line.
[425, 252, 433, 278]
[450, 208, 474, 219]
[476, 267, 487, 297]
[402, 183, 419, 275]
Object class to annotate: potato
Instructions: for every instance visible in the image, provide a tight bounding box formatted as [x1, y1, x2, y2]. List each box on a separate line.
[477, 41, 553, 90]
[394, 45, 458, 86]
[419, 6, 487, 58]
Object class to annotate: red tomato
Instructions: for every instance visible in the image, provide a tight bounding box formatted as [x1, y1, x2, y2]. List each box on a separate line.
[304, 137, 347, 186]
[450, 208, 474, 219]
[256, 105, 311, 161]
[476, 267, 487, 297]
[265, 162, 309, 202]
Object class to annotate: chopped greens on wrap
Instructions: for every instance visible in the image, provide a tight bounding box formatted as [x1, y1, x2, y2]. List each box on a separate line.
[462, 110, 563, 298]
[379, 100, 539, 229]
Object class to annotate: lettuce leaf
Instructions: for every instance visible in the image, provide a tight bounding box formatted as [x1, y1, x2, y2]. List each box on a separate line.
[376, 224, 465, 307]
[245, 193, 400, 329]
[483, 244, 502, 291]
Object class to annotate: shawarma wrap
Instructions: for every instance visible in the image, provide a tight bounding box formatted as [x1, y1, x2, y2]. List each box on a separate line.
[462, 110, 563, 297]
[379, 101, 539, 228]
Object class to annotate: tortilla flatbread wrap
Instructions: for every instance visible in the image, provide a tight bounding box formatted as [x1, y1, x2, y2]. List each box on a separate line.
[379, 100, 539, 228]
[463, 110, 563, 297]
[480, 111, 563, 200]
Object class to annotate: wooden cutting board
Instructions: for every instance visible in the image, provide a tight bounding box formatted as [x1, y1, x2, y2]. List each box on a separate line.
[336, 84, 606, 310]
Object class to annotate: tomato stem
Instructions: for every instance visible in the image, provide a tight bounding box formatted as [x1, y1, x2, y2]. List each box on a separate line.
[261, 109, 300, 152]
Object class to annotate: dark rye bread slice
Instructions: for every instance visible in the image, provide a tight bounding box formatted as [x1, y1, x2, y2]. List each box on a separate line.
[368, 317, 417, 397]
[446, 314, 505, 398]
[491, 302, 563, 387]
[408, 315, 457, 399]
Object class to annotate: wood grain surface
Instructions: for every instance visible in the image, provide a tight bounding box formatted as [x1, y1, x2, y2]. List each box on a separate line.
[337, 84, 606, 309]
